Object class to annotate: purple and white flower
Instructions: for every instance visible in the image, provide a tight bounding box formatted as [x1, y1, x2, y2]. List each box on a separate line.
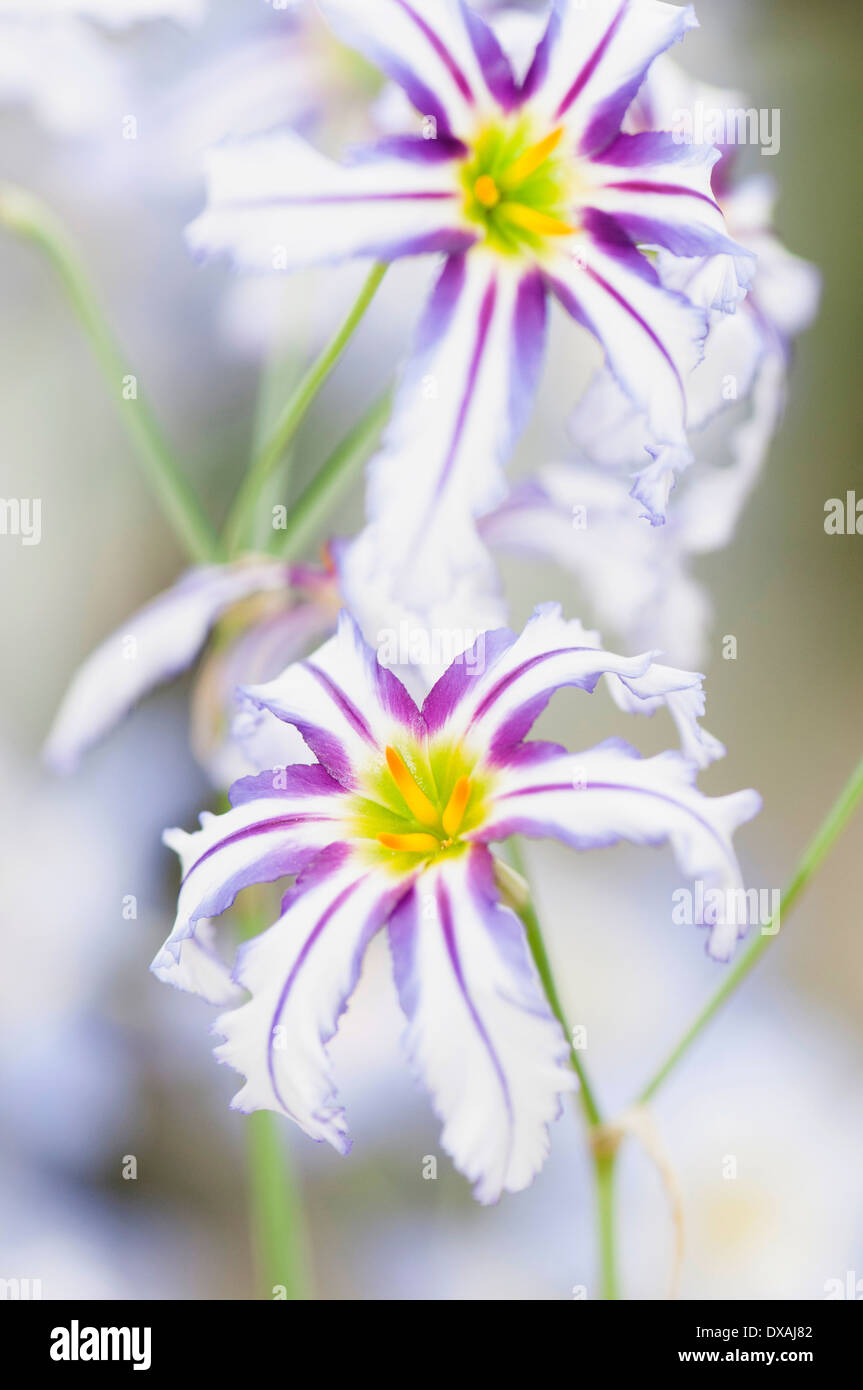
[569, 57, 821, 522]
[44, 556, 339, 787]
[188, 0, 750, 613]
[154, 605, 760, 1202]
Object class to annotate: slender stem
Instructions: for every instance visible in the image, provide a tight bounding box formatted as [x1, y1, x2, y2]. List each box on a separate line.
[639, 754, 863, 1105]
[594, 1151, 619, 1302]
[225, 261, 389, 555]
[237, 900, 313, 1300]
[274, 388, 393, 562]
[511, 846, 602, 1128]
[0, 184, 220, 564]
[245, 1112, 313, 1301]
[508, 839, 619, 1299]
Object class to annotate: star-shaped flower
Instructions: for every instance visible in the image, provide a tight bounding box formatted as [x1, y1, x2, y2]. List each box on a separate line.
[188, 0, 751, 616]
[154, 605, 760, 1202]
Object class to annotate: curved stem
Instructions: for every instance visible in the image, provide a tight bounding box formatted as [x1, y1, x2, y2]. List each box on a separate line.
[225, 261, 389, 555]
[245, 1112, 313, 1301]
[0, 185, 220, 564]
[275, 387, 393, 561]
[594, 1151, 619, 1302]
[639, 754, 863, 1105]
[508, 839, 619, 1299]
[237, 898, 313, 1300]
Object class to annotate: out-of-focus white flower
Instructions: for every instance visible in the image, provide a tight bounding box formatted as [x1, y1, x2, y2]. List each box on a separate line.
[188, 1, 751, 631]
[568, 57, 821, 523]
[44, 556, 340, 787]
[0, 0, 203, 135]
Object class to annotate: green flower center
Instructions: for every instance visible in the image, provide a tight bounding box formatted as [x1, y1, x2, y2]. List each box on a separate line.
[460, 118, 577, 255]
[349, 742, 492, 866]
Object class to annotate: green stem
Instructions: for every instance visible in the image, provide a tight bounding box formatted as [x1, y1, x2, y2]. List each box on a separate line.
[245, 1112, 313, 1301]
[225, 261, 389, 555]
[508, 839, 619, 1299]
[237, 901, 313, 1300]
[0, 184, 220, 564]
[595, 1151, 619, 1302]
[639, 754, 863, 1105]
[275, 388, 393, 562]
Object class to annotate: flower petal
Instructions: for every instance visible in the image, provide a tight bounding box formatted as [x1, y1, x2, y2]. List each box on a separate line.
[44, 561, 290, 772]
[583, 132, 754, 268]
[191, 594, 335, 788]
[151, 920, 245, 1007]
[350, 251, 547, 615]
[546, 213, 706, 451]
[422, 601, 653, 758]
[213, 844, 405, 1151]
[522, 0, 697, 155]
[319, 0, 517, 137]
[605, 662, 726, 769]
[388, 845, 575, 1203]
[186, 128, 474, 272]
[479, 740, 761, 960]
[243, 611, 423, 789]
[156, 763, 349, 961]
[480, 468, 714, 669]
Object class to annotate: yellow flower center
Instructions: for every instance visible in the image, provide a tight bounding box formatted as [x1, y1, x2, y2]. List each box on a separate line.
[462, 120, 578, 255]
[347, 742, 492, 865]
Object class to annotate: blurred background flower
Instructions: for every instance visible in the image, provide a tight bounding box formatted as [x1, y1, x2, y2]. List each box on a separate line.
[1, 0, 861, 1299]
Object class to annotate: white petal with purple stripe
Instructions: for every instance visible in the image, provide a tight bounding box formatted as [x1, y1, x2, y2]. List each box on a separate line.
[388, 846, 575, 1203]
[352, 249, 547, 613]
[584, 132, 752, 267]
[186, 128, 474, 271]
[320, 0, 517, 137]
[244, 611, 423, 787]
[214, 845, 404, 1150]
[157, 764, 349, 962]
[422, 603, 652, 759]
[546, 220, 706, 450]
[522, 0, 697, 155]
[479, 740, 761, 959]
[44, 561, 289, 772]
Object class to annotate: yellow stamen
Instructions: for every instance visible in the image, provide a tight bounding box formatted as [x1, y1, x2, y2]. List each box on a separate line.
[378, 832, 440, 854]
[498, 202, 575, 238]
[385, 746, 439, 827]
[473, 174, 500, 209]
[501, 125, 565, 189]
[441, 776, 472, 838]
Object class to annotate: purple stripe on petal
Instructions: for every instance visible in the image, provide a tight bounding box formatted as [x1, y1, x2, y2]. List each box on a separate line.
[395, 0, 475, 105]
[351, 134, 469, 164]
[487, 779, 731, 858]
[183, 814, 337, 887]
[225, 191, 460, 209]
[229, 763, 345, 809]
[519, 3, 561, 103]
[596, 131, 716, 169]
[471, 646, 597, 726]
[510, 269, 548, 439]
[416, 250, 469, 354]
[555, 0, 628, 121]
[583, 266, 683, 394]
[266, 868, 364, 1113]
[460, 0, 518, 110]
[601, 212, 743, 260]
[421, 627, 516, 736]
[303, 660, 378, 747]
[436, 868, 514, 1127]
[433, 273, 499, 502]
[601, 179, 721, 212]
